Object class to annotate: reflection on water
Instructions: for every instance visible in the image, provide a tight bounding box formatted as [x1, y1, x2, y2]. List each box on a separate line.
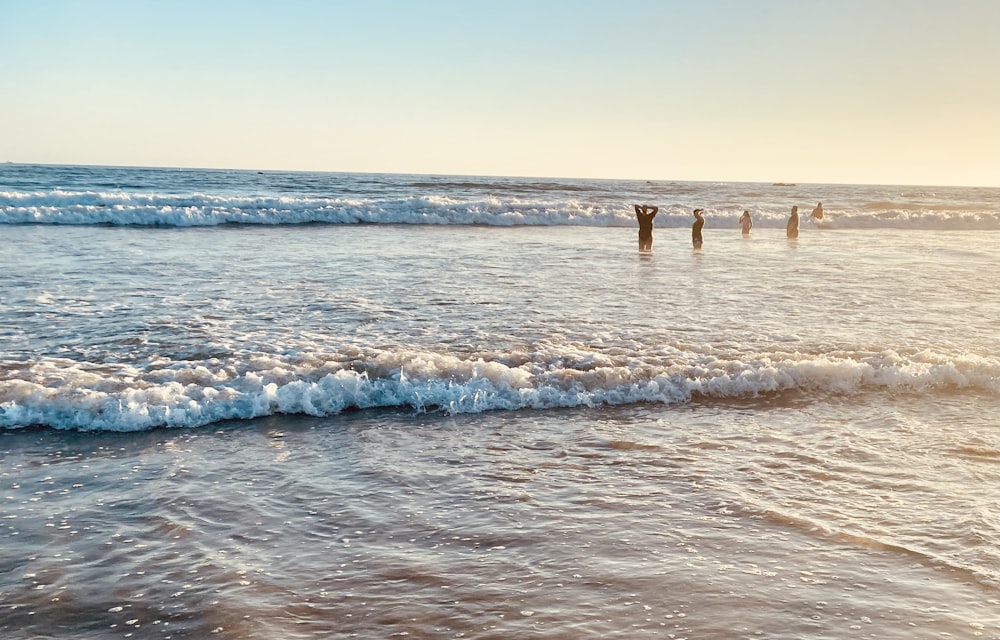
[2, 394, 997, 639]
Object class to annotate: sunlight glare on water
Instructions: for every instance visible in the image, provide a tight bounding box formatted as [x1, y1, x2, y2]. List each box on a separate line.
[1, 166, 997, 638]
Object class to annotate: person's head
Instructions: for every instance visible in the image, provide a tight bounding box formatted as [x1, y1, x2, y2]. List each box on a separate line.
[743, 210, 749, 216]
[694, 208, 704, 217]
[791, 206, 798, 214]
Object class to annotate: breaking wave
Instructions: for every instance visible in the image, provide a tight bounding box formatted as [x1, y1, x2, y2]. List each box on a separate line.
[2, 345, 996, 432]
[2, 188, 998, 229]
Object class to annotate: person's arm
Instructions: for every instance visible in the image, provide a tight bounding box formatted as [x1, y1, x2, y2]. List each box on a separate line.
[649, 206, 658, 216]
[634, 204, 643, 215]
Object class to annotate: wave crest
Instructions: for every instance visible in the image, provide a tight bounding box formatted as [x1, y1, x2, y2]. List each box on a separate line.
[2, 189, 998, 229]
[2, 346, 995, 432]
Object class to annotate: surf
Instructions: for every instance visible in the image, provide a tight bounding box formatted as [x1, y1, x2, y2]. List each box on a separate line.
[3, 345, 996, 432]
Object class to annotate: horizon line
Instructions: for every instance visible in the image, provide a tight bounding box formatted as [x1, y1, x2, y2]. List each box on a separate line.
[3, 160, 997, 190]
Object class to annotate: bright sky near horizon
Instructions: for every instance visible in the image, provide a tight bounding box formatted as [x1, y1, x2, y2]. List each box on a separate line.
[1, 0, 997, 186]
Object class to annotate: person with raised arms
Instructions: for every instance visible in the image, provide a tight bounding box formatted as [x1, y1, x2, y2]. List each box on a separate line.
[634, 204, 659, 253]
[692, 208, 705, 249]
[739, 210, 753, 236]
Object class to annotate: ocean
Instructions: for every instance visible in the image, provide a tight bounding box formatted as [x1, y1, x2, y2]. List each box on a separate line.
[1, 163, 998, 639]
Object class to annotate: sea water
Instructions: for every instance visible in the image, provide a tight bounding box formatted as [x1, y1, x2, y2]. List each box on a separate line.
[1, 164, 998, 638]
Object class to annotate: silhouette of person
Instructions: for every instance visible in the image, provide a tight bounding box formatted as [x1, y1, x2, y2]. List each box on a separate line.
[634, 204, 658, 252]
[786, 205, 800, 239]
[692, 208, 705, 249]
[811, 202, 824, 220]
[739, 210, 753, 236]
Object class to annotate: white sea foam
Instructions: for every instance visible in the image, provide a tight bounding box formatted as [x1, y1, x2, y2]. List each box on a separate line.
[0, 189, 623, 227]
[2, 188, 997, 229]
[2, 347, 996, 431]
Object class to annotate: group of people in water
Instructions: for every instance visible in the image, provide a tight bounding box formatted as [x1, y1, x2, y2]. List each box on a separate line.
[633, 202, 824, 252]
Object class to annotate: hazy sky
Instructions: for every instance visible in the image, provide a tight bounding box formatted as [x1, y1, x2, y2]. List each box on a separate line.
[1, 0, 997, 186]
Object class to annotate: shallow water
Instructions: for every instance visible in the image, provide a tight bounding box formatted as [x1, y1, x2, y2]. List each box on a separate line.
[2, 395, 997, 639]
[2, 167, 998, 638]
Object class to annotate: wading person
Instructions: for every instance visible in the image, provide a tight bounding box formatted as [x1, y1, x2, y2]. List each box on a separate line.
[692, 208, 705, 249]
[634, 204, 659, 253]
[786, 205, 800, 239]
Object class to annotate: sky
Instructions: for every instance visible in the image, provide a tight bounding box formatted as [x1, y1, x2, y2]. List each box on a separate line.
[1, 0, 998, 186]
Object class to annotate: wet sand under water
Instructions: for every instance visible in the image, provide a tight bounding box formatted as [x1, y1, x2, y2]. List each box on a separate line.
[1, 394, 997, 639]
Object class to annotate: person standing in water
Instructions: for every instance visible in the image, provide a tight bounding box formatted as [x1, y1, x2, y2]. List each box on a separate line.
[634, 204, 658, 253]
[739, 210, 753, 236]
[811, 202, 824, 220]
[692, 208, 705, 249]
[786, 205, 800, 238]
